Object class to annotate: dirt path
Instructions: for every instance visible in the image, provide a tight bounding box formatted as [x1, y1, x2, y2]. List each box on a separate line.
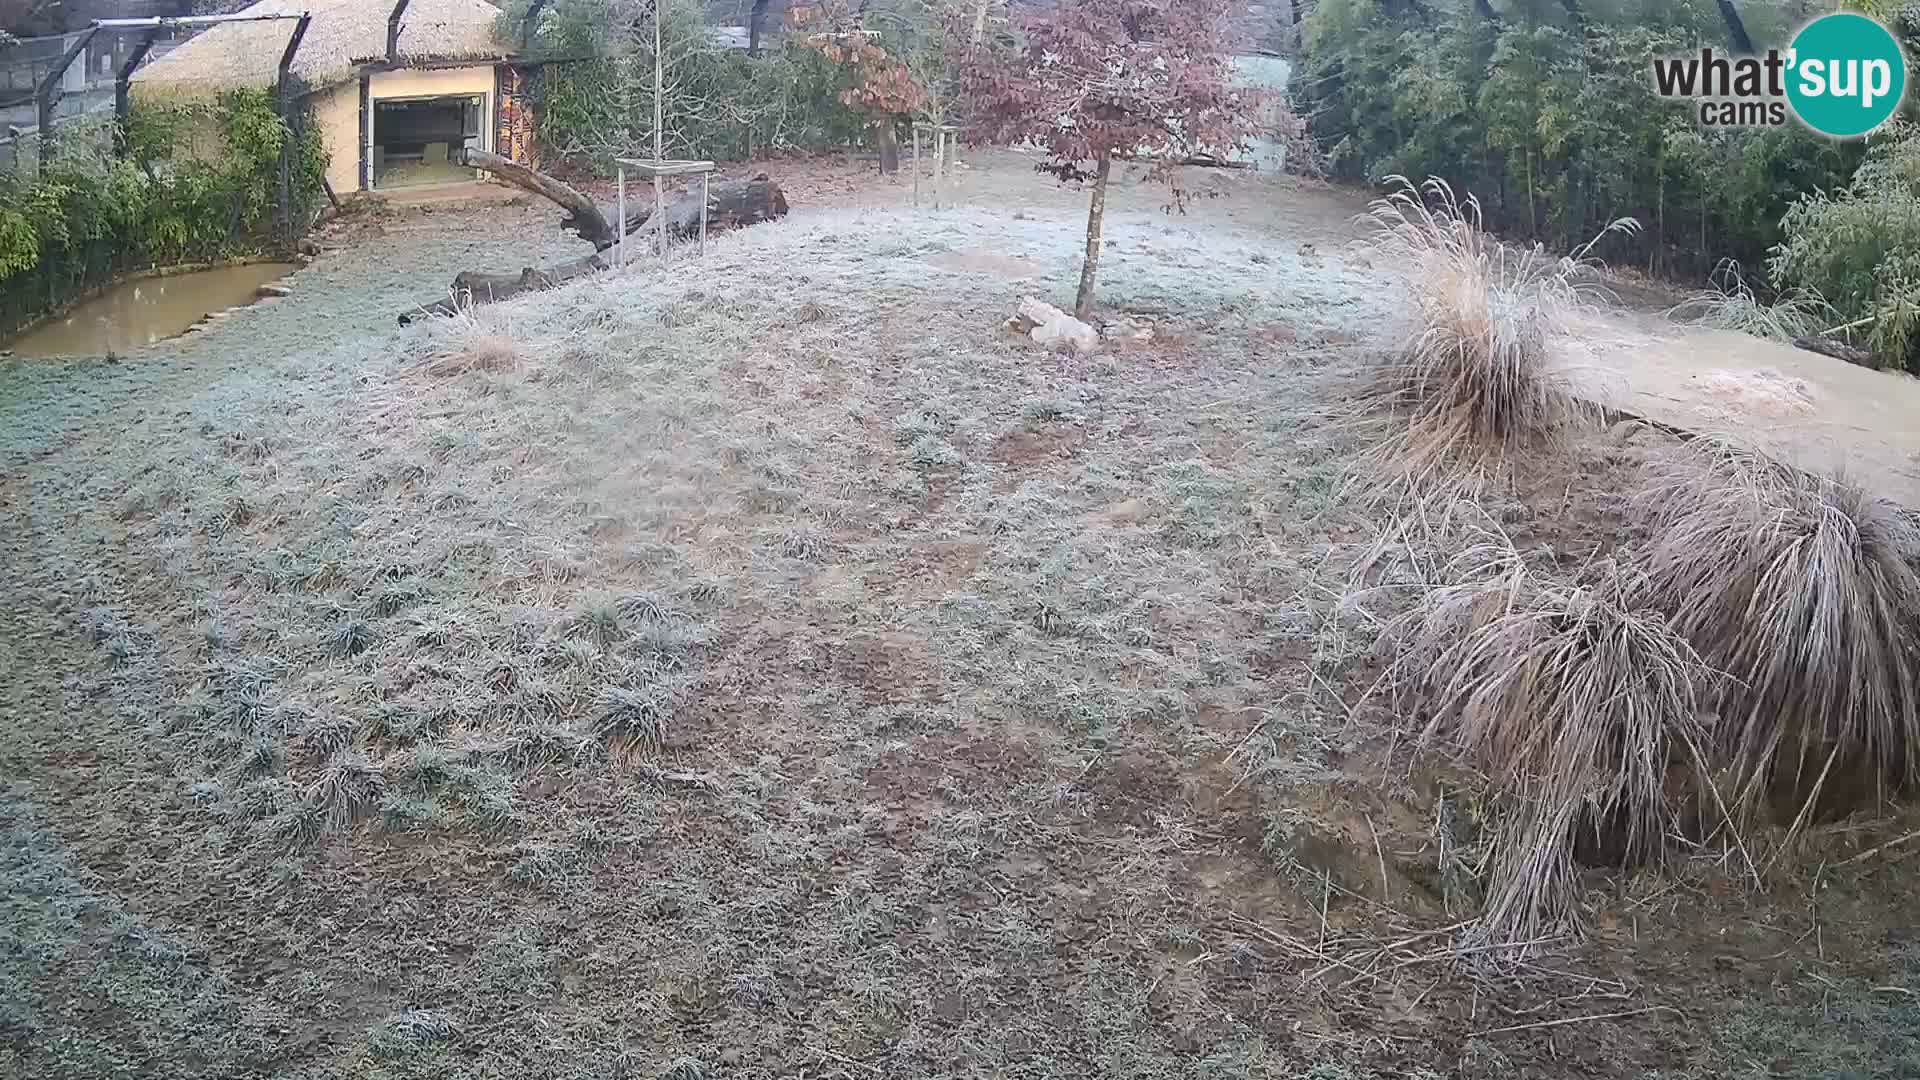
[1562, 308, 1920, 507]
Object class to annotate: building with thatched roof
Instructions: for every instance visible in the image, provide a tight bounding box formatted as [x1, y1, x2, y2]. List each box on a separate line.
[132, 0, 539, 195]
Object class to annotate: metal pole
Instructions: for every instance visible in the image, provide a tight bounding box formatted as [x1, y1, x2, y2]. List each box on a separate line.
[93, 13, 309, 28]
[617, 165, 626, 269]
[698, 171, 708, 257]
[114, 28, 162, 157]
[520, 0, 552, 50]
[386, 0, 413, 60]
[276, 14, 313, 246]
[34, 27, 98, 172]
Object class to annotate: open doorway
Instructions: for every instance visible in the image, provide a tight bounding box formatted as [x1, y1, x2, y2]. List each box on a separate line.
[371, 94, 484, 190]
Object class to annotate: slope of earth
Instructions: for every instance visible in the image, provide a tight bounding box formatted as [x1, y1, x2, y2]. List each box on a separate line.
[1560, 307, 1920, 509]
[1, 162, 1915, 1080]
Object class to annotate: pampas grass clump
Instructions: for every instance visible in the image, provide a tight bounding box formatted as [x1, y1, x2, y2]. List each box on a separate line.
[1636, 438, 1920, 824]
[1389, 544, 1719, 943]
[1357, 176, 1632, 488]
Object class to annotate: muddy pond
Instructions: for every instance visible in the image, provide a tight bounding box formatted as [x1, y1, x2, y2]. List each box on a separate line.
[5, 263, 299, 358]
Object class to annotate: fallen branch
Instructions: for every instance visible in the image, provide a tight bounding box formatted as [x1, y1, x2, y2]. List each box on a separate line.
[1469, 1005, 1676, 1039]
[1839, 829, 1920, 867]
[1793, 335, 1883, 370]
[396, 152, 790, 324]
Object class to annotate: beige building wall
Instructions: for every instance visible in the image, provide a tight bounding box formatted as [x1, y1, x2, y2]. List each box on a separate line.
[310, 81, 360, 194]
[370, 66, 496, 105]
[308, 65, 500, 192]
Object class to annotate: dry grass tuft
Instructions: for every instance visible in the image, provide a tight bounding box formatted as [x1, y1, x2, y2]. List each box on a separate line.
[419, 307, 527, 377]
[1636, 438, 1920, 824]
[1668, 260, 1835, 342]
[1388, 544, 1720, 944]
[307, 751, 387, 833]
[1356, 177, 1628, 490]
[595, 685, 671, 753]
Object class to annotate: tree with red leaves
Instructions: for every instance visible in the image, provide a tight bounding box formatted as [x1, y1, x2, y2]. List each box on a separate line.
[794, 2, 931, 175]
[955, 0, 1263, 319]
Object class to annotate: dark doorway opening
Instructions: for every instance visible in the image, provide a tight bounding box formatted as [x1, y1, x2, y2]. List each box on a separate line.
[371, 94, 483, 189]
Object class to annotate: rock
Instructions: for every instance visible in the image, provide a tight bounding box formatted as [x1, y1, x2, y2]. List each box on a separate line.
[1008, 297, 1097, 354]
[257, 283, 293, 298]
[1607, 419, 1650, 445]
[1101, 314, 1154, 343]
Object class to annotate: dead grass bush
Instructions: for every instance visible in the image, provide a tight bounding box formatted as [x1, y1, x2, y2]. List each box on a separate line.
[1356, 177, 1628, 489]
[1388, 545, 1720, 944]
[1636, 438, 1920, 824]
[419, 307, 526, 377]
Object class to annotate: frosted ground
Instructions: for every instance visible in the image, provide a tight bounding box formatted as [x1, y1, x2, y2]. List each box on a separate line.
[2, 159, 1914, 1079]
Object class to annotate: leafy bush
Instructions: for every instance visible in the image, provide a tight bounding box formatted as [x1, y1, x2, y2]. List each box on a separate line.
[1771, 124, 1920, 371]
[0, 90, 326, 334]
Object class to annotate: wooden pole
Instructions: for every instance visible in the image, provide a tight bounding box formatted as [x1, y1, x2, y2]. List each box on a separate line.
[653, 3, 666, 258]
[616, 164, 626, 268]
[912, 126, 921, 207]
[698, 172, 709, 256]
[934, 128, 945, 209]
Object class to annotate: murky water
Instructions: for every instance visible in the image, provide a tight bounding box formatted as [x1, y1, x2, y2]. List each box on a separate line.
[4, 263, 300, 358]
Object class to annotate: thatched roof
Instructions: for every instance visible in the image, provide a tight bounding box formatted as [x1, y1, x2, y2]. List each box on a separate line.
[132, 0, 512, 98]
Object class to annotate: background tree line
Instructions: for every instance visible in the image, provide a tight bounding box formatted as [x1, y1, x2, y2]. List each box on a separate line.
[1293, 0, 1920, 367]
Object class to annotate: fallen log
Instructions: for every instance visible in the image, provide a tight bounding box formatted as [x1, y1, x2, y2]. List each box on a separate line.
[399, 252, 607, 323]
[396, 151, 790, 324]
[1793, 335, 1884, 371]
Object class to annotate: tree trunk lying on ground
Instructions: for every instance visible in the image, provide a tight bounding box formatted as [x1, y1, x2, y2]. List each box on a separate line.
[396, 149, 790, 324]
[1793, 335, 1884, 371]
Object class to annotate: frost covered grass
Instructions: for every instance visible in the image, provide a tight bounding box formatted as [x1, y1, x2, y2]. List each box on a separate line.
[4, 178, 1911, 1079]
[3, 197, 1459, 1076]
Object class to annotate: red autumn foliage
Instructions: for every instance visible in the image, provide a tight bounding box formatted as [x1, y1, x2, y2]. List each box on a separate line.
[951, 0, 1265, 182]
[792, 2, 929, 117]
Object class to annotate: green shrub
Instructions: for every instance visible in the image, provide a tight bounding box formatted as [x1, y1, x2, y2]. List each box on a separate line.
[1771, 123, 1920, 371]
[510, 0, 883, 173]
[0, 90, 326, 334]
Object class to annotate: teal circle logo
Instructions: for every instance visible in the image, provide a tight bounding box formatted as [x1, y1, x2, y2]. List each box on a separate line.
[1786, 13, 1907, 138]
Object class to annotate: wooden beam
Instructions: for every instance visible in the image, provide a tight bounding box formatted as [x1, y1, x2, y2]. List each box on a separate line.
[387, 0, 412, 61]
